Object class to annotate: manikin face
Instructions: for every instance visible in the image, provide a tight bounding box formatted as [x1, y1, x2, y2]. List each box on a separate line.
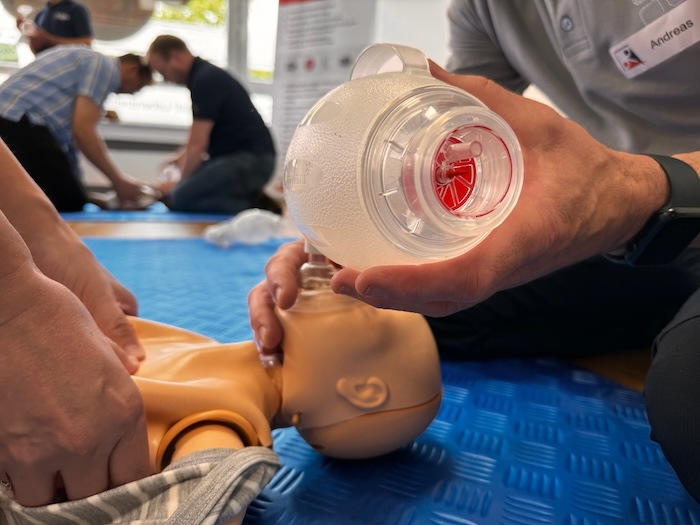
[277, 289, 442, 459]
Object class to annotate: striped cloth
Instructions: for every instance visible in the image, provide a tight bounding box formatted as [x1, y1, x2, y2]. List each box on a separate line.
[0, 447, 280, 525]
[0, 46, 119, 152]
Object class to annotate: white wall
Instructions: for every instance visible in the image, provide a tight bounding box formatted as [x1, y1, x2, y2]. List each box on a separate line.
[374, 0, 451, 67]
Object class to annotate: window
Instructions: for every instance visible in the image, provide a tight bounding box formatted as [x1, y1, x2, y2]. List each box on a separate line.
[247, 0, 277, 84]
[95, 0, 229, 127]
[0, 1, 230, 126]
[0, 0, 281, 127]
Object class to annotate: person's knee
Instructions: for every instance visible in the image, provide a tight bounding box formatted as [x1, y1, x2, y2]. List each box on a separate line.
[169, 187, 195, 212]
[170, 182, 209, 213]
[646, 313, 700, 502]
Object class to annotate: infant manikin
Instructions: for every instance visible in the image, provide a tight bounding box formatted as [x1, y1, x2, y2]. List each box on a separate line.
[0, 262, 441, 525]
[138, 253, 441, 469]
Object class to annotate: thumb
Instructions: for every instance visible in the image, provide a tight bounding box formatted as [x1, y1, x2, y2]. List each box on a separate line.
[107, 338, 140, 375]
[333, 256, 488, 309]
[90, 299, 145, 361]
[105, 273, 139, 316]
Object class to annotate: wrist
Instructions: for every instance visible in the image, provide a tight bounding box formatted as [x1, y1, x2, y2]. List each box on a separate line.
[673, 152, 700, 176]
[605, 153, 670, 255]
[606, 153, 700, 265]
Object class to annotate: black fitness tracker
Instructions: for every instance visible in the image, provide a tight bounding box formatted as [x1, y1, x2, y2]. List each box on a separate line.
[606, 154, 700, 266]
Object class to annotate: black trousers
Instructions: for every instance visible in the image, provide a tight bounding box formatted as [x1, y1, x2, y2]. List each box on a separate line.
[646, 285, 700, 502]
[0, 116, 87, 211]
[427, 249, 700, 501]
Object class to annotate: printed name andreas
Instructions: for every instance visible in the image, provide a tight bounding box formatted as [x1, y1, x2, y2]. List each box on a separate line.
[651, 19, 694, 49]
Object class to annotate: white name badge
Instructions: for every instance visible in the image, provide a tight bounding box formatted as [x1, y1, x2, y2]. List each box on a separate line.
[610, 0, 700, 79]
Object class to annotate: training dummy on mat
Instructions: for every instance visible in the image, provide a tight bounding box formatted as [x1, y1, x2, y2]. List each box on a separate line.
[0, 260, 441, 525]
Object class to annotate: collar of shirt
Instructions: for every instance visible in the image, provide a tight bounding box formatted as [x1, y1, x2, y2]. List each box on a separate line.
[186, 56, 206, 90]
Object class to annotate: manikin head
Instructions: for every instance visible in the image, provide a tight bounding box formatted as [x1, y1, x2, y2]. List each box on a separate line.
[276, 288, 442, 459]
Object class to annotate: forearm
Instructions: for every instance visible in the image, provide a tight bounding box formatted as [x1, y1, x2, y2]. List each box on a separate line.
[0, 140, 76, 249]
[179, 144, 207, 180]
[603, 152, 671, 254]
[74, 125, 126, 186]
[178, 121, 212, 180]
[179, 157, 201, 181]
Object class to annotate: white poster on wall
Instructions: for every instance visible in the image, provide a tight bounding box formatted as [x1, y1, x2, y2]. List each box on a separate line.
[270, 0, 376, 194]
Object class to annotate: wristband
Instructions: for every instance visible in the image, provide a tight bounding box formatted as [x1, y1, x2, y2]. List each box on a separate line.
[605, 155, 700, 266]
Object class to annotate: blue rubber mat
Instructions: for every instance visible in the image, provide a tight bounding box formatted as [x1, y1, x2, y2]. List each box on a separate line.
[62, 202, 231, 222]
[83, 237, 283, 342]
[252, 360, 700, 525]
[83, 238, 700, 524]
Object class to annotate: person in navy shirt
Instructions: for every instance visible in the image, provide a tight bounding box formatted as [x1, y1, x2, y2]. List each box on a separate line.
[22, 0, 93, 55]
[147, 35, 278, 215]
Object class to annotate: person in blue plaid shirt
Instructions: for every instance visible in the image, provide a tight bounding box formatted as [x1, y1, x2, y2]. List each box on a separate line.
[0, 45, 153, 211]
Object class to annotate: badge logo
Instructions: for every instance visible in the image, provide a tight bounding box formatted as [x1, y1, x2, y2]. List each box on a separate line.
[613, 46, 644, 71]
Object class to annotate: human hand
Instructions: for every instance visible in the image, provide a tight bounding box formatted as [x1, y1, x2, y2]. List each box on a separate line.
[157, 178, 178, 196]
[103, 109, 120, 122]
[328, 63, 669, 317]
[0, 138, 144, 369]
[157, 162, 181, 195]
[22, 225, 144, 368]
[110, 177, 160, 211]
[248, 238, 308, 354]
[0, 266, 152, 506]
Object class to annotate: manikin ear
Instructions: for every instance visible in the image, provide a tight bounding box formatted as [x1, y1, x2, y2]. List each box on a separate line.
[336, 376, 389, 410]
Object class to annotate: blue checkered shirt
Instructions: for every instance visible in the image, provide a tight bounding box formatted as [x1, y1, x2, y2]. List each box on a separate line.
[0, 46, 120, 152]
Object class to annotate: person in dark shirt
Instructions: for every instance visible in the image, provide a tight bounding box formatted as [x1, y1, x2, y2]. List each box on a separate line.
[19, 0, 93, 55]
[147, 35, 278, 215]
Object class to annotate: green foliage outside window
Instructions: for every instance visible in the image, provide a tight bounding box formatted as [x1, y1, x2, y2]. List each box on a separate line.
[154, 0, 226, 26]
[0, 43, 17, 63]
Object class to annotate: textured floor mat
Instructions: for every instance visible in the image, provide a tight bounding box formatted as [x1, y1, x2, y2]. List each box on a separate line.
[84, 237, 700, 524]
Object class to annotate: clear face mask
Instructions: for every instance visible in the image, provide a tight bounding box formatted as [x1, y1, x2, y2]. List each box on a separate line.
[283, 43, 524, 270]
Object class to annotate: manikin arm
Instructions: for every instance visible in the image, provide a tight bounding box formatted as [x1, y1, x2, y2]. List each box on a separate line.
[169, 425, 247, 525]
[170, 425, 246, 461]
